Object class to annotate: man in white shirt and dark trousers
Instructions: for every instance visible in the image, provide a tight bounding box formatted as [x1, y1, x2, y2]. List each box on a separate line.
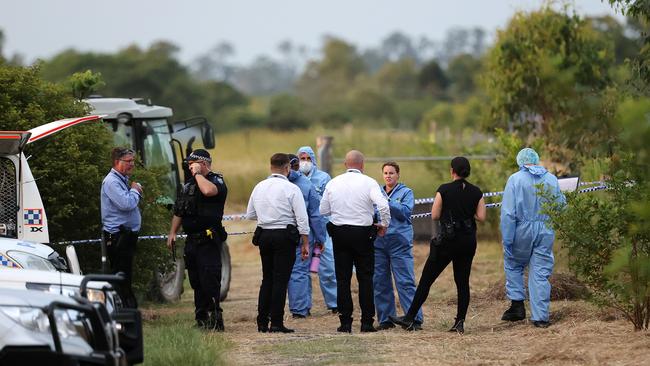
[320, 150, 391, 333]
[246, 153, 310, 333]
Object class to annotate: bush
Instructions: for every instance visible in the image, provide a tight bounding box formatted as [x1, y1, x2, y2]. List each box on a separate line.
[542, 173, 650, 330]
[266, 94, 310, 130]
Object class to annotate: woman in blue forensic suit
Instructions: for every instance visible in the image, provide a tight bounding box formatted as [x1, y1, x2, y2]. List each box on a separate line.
[500, 148, 565, 328]
[373, 162, 423, 329]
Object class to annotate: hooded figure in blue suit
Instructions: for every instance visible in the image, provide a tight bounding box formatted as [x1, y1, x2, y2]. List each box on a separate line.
[500, 148, 565, 328]
[294, 147, 338, 311]
[287, 155, 328, 317]
[373, 162, 423, 329]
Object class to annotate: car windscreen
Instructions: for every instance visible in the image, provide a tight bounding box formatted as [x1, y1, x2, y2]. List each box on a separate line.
[7, 250, 57, 271]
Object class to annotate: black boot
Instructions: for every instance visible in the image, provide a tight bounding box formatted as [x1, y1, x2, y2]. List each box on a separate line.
[337, 316, 352, 333]
[360, 322, 377, 332]
[257, 315, 269, 333]
[205, 310, 225, 332]
[533, 320, 550, 328]
[448, 318, 464, 334]
[269, 324, 295, 333]
[501, 300, 526, 321]
[389, 315, 414, 330]
[377, 322, 396, 330]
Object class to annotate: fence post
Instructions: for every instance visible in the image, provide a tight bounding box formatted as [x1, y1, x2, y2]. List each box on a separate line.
[317, 136, 333, 175]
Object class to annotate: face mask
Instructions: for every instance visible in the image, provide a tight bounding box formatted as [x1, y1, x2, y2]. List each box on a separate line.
[299, 161, 313, 175]
[288, 170, 301, 181]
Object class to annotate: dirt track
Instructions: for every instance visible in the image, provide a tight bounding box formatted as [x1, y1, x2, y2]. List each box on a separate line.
[217, 223, 649, 365]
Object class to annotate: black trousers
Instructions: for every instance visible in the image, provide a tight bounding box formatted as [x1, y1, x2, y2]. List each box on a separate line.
[104, 229, 139, 308]
[327, 223, 376, 325]
[408, 232, 477, 321]
[257, 229, 297, 326]
[184, 234, 223, 321]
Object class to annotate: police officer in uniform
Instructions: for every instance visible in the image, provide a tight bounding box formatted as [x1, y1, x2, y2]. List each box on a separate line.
[167, 149, 228, 331]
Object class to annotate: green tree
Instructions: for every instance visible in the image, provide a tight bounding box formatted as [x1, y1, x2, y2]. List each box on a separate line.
[266, 94, 309, 130]
[374, 59, 419, 99]
[40, 41, 249, 128]
[0, 64, 113, 241]
[68, 70, 105, 100]
[446, 54, 482, 100]
[482, 6, 617, 168]
[418, 60, 448, 99]
[296, 37, 366, 109]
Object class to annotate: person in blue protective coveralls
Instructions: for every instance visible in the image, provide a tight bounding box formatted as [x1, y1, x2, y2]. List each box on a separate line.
[500, 148, 565, 328]
[372, 162, 423, 330]
[297, 146, 338, 312]
[287, 154, 328, 317]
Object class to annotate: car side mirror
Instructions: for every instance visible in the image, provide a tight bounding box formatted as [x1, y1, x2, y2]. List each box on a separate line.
[202, 122, 215, 149]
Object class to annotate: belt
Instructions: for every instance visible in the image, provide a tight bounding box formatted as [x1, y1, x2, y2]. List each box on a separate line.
[332, 224, 373, 229]
[260, 227, 290, 232]
[186, 228, 216, 239]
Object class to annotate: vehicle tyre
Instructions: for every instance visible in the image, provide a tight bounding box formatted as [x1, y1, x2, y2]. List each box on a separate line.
[158, 257, 185, 302]
[220, 241, 231, 301]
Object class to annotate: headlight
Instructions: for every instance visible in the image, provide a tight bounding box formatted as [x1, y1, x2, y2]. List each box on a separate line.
[0, 306, 49, 333]
[0, 306, 82, 340]
[86, 289, 106, 305]
[25, 283, 106, 305]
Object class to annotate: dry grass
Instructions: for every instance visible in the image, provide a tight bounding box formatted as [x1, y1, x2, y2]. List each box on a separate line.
[170, 228, 649, 366]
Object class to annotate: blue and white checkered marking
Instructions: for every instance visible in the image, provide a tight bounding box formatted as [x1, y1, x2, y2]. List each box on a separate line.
[0, 253, 20, 268]
[24, 209, 43, 226]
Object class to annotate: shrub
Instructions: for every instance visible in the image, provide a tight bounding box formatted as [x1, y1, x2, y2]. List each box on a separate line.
[266, 94, 309, 130]
[542, 173, 650, 330]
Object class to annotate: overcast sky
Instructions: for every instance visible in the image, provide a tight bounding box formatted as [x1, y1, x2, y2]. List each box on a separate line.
[1, 0, 622, 65]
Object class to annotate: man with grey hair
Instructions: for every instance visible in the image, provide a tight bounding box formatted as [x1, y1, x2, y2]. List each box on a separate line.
[320, 150, 390, 333]
[101, 147, 143, 308]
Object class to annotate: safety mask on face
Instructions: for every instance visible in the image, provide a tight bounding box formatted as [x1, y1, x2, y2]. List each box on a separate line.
[299, 161, 313, 175]
[288, 170, 301, 181]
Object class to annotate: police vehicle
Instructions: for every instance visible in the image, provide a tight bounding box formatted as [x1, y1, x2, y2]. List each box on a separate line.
[0, 119, 143, 364]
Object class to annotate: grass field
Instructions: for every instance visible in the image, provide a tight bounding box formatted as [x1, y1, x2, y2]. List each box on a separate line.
[211, 126, 473, 209]
[140, 220, 649, 365]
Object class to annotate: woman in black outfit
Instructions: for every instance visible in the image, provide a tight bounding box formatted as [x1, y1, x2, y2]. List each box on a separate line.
[391, 157, 486, 334]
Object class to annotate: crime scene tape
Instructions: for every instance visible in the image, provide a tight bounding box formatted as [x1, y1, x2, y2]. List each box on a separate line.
[54, 184, 608, 245]
[410, 184, 607, 219]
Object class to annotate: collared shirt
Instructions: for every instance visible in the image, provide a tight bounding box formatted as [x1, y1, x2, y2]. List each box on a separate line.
[245, 174, 310, 235]
[101, 168, 142, 233]
[320, 169, 391, 227]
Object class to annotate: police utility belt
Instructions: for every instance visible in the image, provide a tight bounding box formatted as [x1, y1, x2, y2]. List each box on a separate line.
[432, 212, 475, 247]
[252, 224, 300, 246]
[186, 226, 228, 242]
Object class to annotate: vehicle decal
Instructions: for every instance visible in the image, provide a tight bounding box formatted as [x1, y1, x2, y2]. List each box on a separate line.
[27, 115, 102, 143]
[24, 208, 43, 226]
[0, 253, 20, 268]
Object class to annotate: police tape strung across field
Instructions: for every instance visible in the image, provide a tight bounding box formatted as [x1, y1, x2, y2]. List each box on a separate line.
[54, 182, 608, 245]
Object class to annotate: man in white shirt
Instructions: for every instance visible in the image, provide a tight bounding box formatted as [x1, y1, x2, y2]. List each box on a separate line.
[320, 150, 391, 333]
[246, 153, 310, 333]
